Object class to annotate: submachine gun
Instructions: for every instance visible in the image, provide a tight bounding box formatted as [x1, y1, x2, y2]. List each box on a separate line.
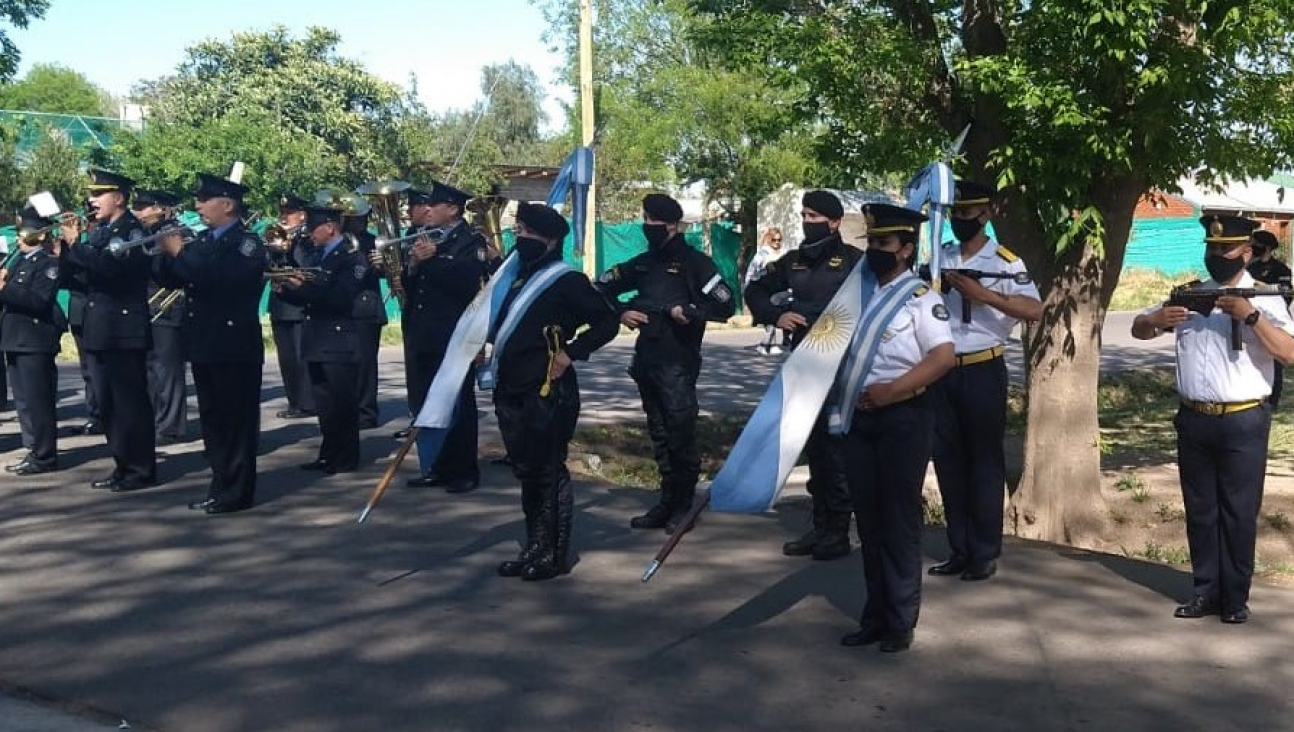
[919, 266, 1033, 323]
[1166, 281, 1294, 351]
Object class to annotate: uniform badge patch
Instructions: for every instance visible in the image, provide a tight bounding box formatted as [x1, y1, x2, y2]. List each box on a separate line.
[45, 266, 59, 280]
[713, 284, 732, 303]
[353, 265, 366, 280]
[933, 303, 951, 321]
[239, 239, 259, 257]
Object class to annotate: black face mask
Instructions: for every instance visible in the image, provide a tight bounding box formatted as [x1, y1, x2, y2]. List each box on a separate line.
[865, 247, 900, 277]
[1204, 253, 1246, 283]
[801, 222, 833, 249]
[514, 236, 549, 263]
[643, 223, 671, 250]
[950, 217, 983, 243]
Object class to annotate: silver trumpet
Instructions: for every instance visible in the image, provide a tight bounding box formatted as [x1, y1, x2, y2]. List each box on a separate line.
[107, 225, 199, 258]
[374, 226, 449, 250]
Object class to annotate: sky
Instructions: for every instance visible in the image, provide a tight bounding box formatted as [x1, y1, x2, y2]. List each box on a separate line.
[9, 0, 573, 129]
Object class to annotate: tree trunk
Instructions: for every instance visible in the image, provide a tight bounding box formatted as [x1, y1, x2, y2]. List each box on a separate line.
[1007, 176, 1145, 546]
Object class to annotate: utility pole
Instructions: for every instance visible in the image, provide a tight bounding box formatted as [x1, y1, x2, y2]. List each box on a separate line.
[579, 0, 597, 277]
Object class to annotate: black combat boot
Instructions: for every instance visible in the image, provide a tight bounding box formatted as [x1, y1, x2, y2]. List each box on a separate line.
[811, 510, 853, 560]
[665, 483, 697, 535]
[631, 480, 674, 529]
[783, 500, 826, 556]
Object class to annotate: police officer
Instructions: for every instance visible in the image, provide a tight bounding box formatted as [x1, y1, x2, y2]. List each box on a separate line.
[1247, 229, 1291, 407]
[598, 193, 736, 532]
[58, 169, 157, 491]
[135, 189, 189, 444]
[343, 203, 386, 430]
[745, 190, 860, 560]
[836, 203, 955, 653]
[277, 204, 368, 474]
[154, 173, 267, 515]
[401, 181, 491, 493]
[1132, 215, 1294, 623]
[928, 180, 1042, 581]
[0, 207, 67, 475]
[489, 203, 618, 581]
[268, 193, 315, 420]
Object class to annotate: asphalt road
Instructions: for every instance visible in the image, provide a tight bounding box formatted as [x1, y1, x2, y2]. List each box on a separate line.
[6, 316, 1272, 732]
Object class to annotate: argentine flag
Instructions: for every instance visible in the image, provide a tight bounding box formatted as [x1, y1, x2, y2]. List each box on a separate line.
[710, 259, 869, 513]
[413, 253, 521, 468]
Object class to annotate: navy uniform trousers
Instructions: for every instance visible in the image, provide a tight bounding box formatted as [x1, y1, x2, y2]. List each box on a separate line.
[845, 393, 934, 635]
[931, 355, 1008, 565]
[194, 362, 261, 507]
[88, 349, 155, 484]
[407, 346, 479, 482]
[310, 360, 360, 471]
[6, 351, 57, 468]
[1175, 403, 1270, 611]
[147, 321, 187, 440]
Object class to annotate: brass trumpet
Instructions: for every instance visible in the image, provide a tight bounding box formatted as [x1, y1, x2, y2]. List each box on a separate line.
[150, 289, 186, 322]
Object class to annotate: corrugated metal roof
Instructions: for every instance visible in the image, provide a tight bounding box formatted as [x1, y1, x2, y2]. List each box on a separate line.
[1174, 175, 1294, 215]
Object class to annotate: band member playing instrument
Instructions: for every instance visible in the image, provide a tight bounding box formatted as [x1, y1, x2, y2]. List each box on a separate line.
[134, 189, 189, 445]
[0, 207, 68, 475]
[58, 169, 157, 492]
[276, 204, 369, 474]
[268, 193, 316, 420]
[61, 206, 102, 437]
[343, 205, 386, 430]
[400, 181, 491, 493]
[489, 203, 618, 580]
[154, 173, 267, 515]
[597, 193, 736, 533]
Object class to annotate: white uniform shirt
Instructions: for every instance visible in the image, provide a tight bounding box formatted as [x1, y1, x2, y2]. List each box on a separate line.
[940, 238, 1040, 353]
[863, 273, 955, 387]
[1173, 271, 1294, 402]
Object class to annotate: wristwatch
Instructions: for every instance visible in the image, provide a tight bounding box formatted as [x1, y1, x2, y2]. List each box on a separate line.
[1245, 309, 1262, 327]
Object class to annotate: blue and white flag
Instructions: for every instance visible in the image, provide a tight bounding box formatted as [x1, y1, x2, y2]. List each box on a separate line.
[546, 147, 595, 257]
[479, 259, 574, 390]
[710, 260, 869, 514]
[413, 253, 522, 469]
[903, 161, 956, 284]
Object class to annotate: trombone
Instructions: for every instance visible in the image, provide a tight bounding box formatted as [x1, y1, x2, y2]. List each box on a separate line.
[108, 224, 199, 258]
[264, 266, 330, 284]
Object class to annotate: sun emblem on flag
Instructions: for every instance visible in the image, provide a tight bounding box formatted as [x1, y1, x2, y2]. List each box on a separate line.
[802, 302, 856, 352]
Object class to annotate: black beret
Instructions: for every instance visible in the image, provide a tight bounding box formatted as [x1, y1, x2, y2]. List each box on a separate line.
[1252, 229, 1279, 250]
[88, 168, 135, 196]
[1200, 214, 1260, 244]
[515, 202, 570, 241]
[953, 180, 997, 206]
[642, 193, 684, 223]
[862, 203, 928, 236]
[409, 180, 473, 208]
[133, 189, 182, 208]
[801, 190, 844, 220]
[193, 172, 248, 201]
[304, 204, 343, 231]
[278, 193, 311, 211]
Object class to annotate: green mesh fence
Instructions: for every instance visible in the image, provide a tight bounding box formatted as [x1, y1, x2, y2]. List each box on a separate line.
[0, 110, 130, 153]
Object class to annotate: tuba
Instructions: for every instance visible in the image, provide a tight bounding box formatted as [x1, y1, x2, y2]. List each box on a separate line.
[466, 194, 508, 257]
[357, 180, 411, 306]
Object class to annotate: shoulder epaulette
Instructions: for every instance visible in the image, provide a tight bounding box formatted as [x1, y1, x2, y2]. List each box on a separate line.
[996, 246, 1020, 263]
[914, 285, 930, 297]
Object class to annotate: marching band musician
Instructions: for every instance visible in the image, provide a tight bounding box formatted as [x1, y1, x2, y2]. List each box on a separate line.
[489, 202, 618, 581]
[267, 193, 316, 421]
[342, 203, 386, 430]
[399, 181, 491, 494]
[0, 207, 68, 475]
[837, 203, 955, 653]
[597, 193, 736, 533]
[58, 169, 157, 492]
[275, 204, 369, 475]
[135, 189, 189, 445]
[153, 173, 267, 515]
[61, 205, 102, 437]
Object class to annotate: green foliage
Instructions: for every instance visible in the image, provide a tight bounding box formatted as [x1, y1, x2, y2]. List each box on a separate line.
[113, 26, 439, 209]
[537, 0, 815, 226]
[1132, 541, 1190, 565]
[19, 123, 84, 211]
[0, 0, 48, 83]
[0, 63, 113, 116]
